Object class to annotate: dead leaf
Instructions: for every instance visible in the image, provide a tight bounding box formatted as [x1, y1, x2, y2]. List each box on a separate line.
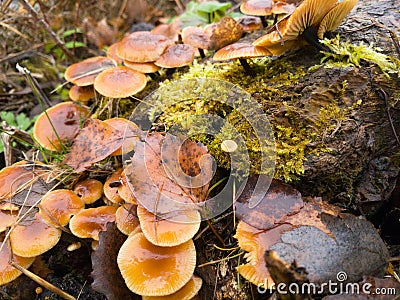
[126, 132, 214, 218]
[91, 222, 140, 300]
[62, 119, 126, 172]
[235, 176, 304, 230]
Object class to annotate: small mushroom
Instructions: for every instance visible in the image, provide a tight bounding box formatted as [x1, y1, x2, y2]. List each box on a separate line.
[151, 19, 181, 42]
[106, 42, 124, 65]
[235, 220, 293, 288]
[118, 165, 138, 204]
[69, 206, 117, 240]
[38, 189, 84, 226]
[213, 42, 272, 75]
[137, 205, 201, 247]
[73, 178, 103, 204]
[64, 56, 116, 86]
[68, 85, 95, 104]
[123, 61, 160, 74]
[117, 232, 196, 296]
[115, 203, 140, 235]
[103, 167, 124, 204]
[94, 66, 147, 98]
[181, 26, 212, 58]
[116, 31, 174, 63]
[141, 275, 203, 300]
[0, 238, 35, 285]
[33, 101, 89, 151]
[155, 44, 195, 69]
[240, 0, 274, 27]
[317, 0, 358, 39]
[10, 213, 62, 257]
[235, 16, 263, 32]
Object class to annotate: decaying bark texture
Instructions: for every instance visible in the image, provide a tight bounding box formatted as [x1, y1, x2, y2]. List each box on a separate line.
[275, 0, 400, 216]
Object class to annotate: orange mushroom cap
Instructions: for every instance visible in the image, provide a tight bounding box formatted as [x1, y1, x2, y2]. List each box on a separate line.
[181, 27, 212, 50]
[235, 16, 263, 32]
[240, 0, 273, 16]
[118, 165, 137, 204]
[69, 206, 117, 240]
[115, 203, 140, 235]
[103, 167, 124, 204]
[38, 189, 84, 226]
[94, 66, 147, 98]
[117, 232, 196, 296]
[33, 101, 89, 151]
[64, 56, 116, 86]
[151, 19, 181, 42]
[213, 43, 272, 61]
[0, 210, 16, 233]
[142, 275, 202, 300]
[235, 220, 293, 288]
[69, 85, 95, 103]
[137, 205, 201, 247]
[73, 178, 103, 204]
[106, 42, 124, 65]
[317, 0, 358, 39]
[123, 61, 160, 74]
[116, 31, 174, 63]
[0, 239, 35, 285]
[10, 213, 62, 257]
[155, 44, 195, 68]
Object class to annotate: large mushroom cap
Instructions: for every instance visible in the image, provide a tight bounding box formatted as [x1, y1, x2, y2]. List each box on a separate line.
[155, 44, 195, 68]
[64, 56, 116, 86]
[39, 189, 84, 226]
[142, 275, 203, 300]
[94, 66, 147, 98]
[69, 206, 117, 240]
[317, 0, 358, 39]
[0, 239, 35, 285]
[116, 31, 174, 63]
[117, 232, 196, 296]
[213, 42, 272, 61]
[33, 101, 89, 151]
[10, 213, 62, 257]
[137, 205, 201, 247]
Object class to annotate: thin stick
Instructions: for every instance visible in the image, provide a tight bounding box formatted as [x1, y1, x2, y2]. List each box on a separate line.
[18, 0, 75, 61]
[10, 261, 76, 300]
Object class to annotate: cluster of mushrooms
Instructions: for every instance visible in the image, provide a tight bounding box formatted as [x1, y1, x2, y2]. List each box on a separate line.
[0, 0, 360, 298]
[65, 0, 358, 102]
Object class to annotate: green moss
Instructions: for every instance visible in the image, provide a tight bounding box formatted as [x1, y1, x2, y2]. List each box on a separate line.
[320, 35, 400, 77]
[146, 54, 362, 182]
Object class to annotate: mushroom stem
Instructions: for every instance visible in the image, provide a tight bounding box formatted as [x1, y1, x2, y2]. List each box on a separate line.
[260, 16, 268, 28]
[239, 58, 256, 76]
[10, 261, 76, 300]
[302, 26, 331, 52]
[198, 48, 206, 59]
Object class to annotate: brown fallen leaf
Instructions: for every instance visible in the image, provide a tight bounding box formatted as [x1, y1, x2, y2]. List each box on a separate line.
[82, 17, 118, 49]
[91, 222, 140, 300]
[235, 175, 304, 230]
[62, 119, 128, 172]
[126, 132, 214, 218]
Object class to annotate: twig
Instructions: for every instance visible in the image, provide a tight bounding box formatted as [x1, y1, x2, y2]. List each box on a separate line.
[376, 88, 400, 147]
[10, 261, 77, 300]
[18, 0, 75, 61]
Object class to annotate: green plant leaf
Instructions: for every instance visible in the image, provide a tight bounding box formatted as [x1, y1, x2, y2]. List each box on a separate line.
[61, 29, 83, 38]
[64, 41, 86, 49]
[196, 1, 231, 13]
[0, 112, 16, 127]
[15, 113, 32, 131]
